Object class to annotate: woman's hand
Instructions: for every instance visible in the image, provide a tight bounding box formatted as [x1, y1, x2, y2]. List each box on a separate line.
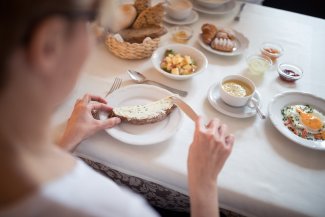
[58, 94, 120, 151]
[188, 116, 234, 217]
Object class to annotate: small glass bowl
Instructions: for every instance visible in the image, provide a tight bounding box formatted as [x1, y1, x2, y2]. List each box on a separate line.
[260, 42, 284, 64]
[246, 54, 272, 75]
[171, 26, 193, 43]
[277, 63, 303, 82]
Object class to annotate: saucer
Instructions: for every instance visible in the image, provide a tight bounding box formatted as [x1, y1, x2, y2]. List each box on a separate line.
[164, 10, 199, 25]
[207, 83, 261, 118]
[192, 0, 236, 15]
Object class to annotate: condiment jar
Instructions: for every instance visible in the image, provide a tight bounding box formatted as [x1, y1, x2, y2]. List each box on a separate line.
[260, 42, 284, 64]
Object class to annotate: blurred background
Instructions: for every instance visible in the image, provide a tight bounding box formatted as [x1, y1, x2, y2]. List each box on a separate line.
[262, 0, 324, 19]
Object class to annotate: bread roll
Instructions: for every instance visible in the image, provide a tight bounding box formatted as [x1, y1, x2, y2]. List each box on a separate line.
[201, 23, 217, 45]
[110, 4, 137, 33]
[132, 3, 164, 29]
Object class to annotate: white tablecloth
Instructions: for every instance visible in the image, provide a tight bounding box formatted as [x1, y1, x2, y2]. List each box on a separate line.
[52, 2, 325, 217]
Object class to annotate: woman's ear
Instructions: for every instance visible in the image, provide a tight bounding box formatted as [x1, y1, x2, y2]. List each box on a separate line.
[27, 17, 68, 76]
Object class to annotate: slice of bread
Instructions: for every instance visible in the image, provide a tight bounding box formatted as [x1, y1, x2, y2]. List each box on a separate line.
[134, 0, 151, 14]
[110, 97, 176, 125]
[132, 3, 164, 29]
[118, 26, 167, 43]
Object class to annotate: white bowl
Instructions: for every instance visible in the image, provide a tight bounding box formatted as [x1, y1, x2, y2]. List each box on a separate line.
[166, 0, 193, 20]
[219, 75, 256, 107]
[151, 44, 208, 80]
[196, 0, 231, 9]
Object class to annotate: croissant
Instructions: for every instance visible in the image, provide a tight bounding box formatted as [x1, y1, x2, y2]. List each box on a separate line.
[211, 38, 235, 52]
[201, 23, 217, 45]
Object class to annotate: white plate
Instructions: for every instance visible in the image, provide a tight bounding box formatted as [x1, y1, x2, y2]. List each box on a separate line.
[268, 92, 325, 151]
[163, 10, 199, 25]
[99, 84, 182, 145]
[192, 0, 236, 15]
[198, 31, 249, 56]
[207, 83, 261, 118]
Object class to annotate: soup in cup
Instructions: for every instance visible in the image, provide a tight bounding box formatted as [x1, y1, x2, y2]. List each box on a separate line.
[219, 75, 255, 107]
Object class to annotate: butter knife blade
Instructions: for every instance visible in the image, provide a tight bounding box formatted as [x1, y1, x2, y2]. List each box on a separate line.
[172, 97, 199, 122]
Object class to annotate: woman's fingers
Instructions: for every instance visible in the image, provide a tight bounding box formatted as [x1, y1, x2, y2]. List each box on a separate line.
[225, 134, 235, 148]
[90, 103, 113, 112]
[218, 124, 228, 138]
[81, 94, 108, 104]
[206, 118, 219, 129]
[99, 117, 121, 129]
[195, 116, 204, 131]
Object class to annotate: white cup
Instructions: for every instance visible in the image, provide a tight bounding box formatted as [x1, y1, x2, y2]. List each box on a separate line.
[166, 0, 193, 20]
[219, 75, 256, 107]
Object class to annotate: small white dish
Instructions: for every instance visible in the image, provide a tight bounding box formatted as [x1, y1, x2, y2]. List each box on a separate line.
[191, 0, 236, 15]
[151, 44, 208, 80]
[198, 30, 249, 56]
[163, 10, 199, 25]
[196, 0, 231, 9]
[268, 91, 325, 151]
[165, 0, 193, 20]
[208, 83, 261, 118]
[99, 84, 183, 145]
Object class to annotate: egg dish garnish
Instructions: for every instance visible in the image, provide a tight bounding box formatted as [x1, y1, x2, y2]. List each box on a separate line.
[281, 105, 325, 141]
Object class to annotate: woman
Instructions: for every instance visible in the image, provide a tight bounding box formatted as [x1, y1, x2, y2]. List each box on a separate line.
[0, 0, 234, 216]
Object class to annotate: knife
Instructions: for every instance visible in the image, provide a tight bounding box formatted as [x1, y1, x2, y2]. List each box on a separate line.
[171, 96, 199, 122]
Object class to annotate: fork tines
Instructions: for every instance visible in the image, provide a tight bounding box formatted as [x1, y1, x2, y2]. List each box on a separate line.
[105, 77, 122, 97]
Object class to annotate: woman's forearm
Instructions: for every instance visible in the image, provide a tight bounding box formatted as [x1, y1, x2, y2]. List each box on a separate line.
[189, 181, 220, 217]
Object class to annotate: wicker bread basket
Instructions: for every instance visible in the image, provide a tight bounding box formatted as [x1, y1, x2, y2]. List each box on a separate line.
[105, 34, 160, 60]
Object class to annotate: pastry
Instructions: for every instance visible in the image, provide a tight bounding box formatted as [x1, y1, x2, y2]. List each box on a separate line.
[132, 3, 164, 29]
[211, 38, 235, 52]
[201, 23, 217, 45]
[219, 28, 236, 40]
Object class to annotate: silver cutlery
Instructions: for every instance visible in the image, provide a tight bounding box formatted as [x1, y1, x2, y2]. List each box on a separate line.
[93, 77, 122, 119]
[105, 77, 122, 97]
[234, 2, 246, 22]
[250, 98, 266, 119]
[128, 69, 188, 97]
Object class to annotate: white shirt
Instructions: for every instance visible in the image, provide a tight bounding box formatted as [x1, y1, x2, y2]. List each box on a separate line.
[0, 159, 159, 217]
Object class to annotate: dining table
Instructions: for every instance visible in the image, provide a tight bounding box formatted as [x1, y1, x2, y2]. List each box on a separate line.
[51, 1, 325, 216]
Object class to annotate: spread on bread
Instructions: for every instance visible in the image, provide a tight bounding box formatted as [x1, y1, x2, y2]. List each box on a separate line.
[201, 23, 236, 52]
[110, 97, 176, 125]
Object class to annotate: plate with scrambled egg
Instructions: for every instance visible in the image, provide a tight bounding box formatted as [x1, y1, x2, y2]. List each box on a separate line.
[151, 44, 208, 80]
[269, 92, 325, 151]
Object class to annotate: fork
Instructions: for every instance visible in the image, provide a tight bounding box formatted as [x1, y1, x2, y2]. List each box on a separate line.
[105, 77, 122, 97]
[93, 77, 122, 119]
[234, 2, 246, 22]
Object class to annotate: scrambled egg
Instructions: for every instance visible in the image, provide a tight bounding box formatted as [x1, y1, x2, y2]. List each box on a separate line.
[160, 50, 197, 75]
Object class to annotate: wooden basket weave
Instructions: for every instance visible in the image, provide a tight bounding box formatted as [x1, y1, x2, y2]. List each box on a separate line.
[105, 34, 160, 60]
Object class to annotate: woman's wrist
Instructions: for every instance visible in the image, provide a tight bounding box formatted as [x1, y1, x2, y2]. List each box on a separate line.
[58, 129, 82, 152]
